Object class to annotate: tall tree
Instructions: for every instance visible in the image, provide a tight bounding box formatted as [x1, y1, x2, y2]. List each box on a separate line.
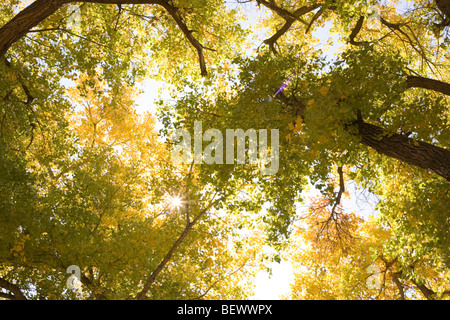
[1, 0, 449, 300]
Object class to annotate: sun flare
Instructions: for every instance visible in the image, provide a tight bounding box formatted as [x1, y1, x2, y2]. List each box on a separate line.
[169, 195, 183, 209]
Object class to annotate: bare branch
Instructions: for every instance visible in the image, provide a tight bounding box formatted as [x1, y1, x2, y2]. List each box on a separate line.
[159, 1, 208, 75]
[330, 166, 345, 217]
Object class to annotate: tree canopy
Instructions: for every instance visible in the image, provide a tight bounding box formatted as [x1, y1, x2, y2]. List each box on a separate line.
[0, 0, 449, 300]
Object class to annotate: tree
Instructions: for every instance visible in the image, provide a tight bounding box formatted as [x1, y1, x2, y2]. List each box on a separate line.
[1, 58, 266, 299]
[0, 0, 449, 300]
[160, 0, 450, 298]
[0, 0, 266, 299]
[284, 180, 449, 300]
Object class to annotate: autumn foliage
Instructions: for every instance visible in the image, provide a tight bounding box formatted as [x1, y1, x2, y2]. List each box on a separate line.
[0, 0, 449, 300]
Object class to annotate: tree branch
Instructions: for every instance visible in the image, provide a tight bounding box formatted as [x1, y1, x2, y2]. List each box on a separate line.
[0, 278, 27, 300]
[135, 195, 225, 300]
[256, 0, 312, 24]
[406, 75, 450, 96]
[315, 166, 349, 246]
[0, 0, 208, 75]
[191, 258, 249, 300]
[275, 91, 450, 181]
[330, 166, 345, 217]
[392, 272, 406, 300]
[353, 120, 450, 181]
[436, 0, 450, 21]
[305, 6, 325, 34]
[409, 277, 437, 300]
[159, 1, 208, 76]
[259, 1, 321, 53]
[349, 16, 368, 46]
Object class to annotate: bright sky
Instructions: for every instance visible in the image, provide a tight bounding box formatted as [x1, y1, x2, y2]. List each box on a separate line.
[250, 260, 294, 299]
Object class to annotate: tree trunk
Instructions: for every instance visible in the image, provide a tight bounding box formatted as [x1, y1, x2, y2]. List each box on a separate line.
[355, 120, 450, 181]
[406, 75, 450, 96]
[0, 0, 67, 56]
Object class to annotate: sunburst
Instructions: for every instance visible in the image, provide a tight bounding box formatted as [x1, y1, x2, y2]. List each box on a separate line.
[168, 194, 183, 210]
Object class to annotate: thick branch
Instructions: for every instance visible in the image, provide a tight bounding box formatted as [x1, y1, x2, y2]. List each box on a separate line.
[159, 1, 208, 76]
[263, 19, 295, 54]
[436, 0, 450, 20]
[409, 278, 437, 300]
[277, 92, 450, 181]
[354, 120, 450, 181]
[0, 0, 67, 56]
[256, 0, 315, 24]
[305, 7, 325, 34]
[392, 272, 406, 300]
[0, 0, 167, 56]
[349, 16, 368, 46]
[0, 278, 27, 300]
[260, 2, 321, 53]
[406, 75, 450, 96]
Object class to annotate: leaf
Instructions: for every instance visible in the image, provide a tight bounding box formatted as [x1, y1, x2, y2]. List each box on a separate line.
[319, 86, 329, 96]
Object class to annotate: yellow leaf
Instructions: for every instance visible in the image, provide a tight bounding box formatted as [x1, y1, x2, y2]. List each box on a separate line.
[288, 122, 295, 131]
[319, 86, 329, 96]
[307, 99, 315, 106]
[285, 133, 291, 142]
[294, 121, 302, 133]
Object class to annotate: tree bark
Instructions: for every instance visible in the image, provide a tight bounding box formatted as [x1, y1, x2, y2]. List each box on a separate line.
[355, 120, 450, 181]
[436, 0, 450, 19]
[279, 91, 450, 182]
[0, 278, 27, 300]
[406, 75, 450, 96]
